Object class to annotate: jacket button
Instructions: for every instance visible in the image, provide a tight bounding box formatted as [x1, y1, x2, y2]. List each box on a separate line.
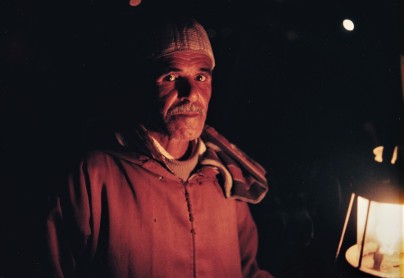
[159, 176, 164, 181]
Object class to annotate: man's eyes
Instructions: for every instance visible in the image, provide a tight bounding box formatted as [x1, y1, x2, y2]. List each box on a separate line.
[162, 74, 176, 82]
[161, 74, 208, 82]
[195, 74, 207, 82]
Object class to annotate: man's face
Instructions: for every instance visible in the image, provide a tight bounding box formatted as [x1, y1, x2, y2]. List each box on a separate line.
[149, 52, 213, 141]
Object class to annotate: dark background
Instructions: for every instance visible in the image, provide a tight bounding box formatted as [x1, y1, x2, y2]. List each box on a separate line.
[0, 0, 403, 277]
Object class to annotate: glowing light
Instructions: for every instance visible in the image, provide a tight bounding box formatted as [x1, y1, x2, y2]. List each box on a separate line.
[373, 146, 384, 163]
[342, 19, 355, 31]
[129, 0, 141, 6]
[357, 197, 404, 254]
[374, 202, 403, 255]
[373, 146, 399, 164]
[350, 196, 404, 276]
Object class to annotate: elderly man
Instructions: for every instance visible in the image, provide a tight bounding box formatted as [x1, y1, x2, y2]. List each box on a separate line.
[46, 17, 272, 277]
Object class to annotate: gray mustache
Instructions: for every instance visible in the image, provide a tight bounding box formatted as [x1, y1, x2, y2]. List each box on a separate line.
[167, 104, 203, 116]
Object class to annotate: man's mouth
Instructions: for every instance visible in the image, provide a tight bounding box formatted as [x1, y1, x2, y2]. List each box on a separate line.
[172, 113, 200, 118]
[167, 104, 203, 117]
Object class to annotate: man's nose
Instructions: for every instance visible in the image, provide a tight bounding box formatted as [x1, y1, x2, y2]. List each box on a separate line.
[177, 78, 198, 102]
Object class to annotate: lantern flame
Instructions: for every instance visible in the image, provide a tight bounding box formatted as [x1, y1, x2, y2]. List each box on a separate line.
[358, 197, 404, 255]
[374, 203, 404, 255]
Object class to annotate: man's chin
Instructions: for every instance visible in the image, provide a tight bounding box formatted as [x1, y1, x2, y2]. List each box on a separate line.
[169, 128, 203, 141]
[166, 123, 204, 141]
[164, 116, 205, 141]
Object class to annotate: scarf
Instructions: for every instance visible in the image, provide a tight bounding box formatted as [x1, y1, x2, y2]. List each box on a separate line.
[115, 125, 268, 204]
[200, 125, 268, 204]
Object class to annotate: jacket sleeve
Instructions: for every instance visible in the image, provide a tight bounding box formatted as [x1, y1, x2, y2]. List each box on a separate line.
[237, 201, 275, 278]
[45, 160, 94, 278]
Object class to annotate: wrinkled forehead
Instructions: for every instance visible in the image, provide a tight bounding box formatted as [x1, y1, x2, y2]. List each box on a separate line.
[154, 51, 214, 72]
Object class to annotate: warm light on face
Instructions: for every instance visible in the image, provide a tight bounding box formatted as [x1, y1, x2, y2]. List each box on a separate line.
[342, 19, 355, 31]
[153, 52, 213, 141]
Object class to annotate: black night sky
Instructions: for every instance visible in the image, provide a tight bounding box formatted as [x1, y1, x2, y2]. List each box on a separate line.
[0, 0, 403, 277]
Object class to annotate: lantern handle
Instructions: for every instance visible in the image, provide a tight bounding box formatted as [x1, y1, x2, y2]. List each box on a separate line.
[335, 193, 356, 261]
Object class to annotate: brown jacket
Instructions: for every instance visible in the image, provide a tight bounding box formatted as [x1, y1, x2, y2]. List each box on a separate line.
[47, 128, 272, 278]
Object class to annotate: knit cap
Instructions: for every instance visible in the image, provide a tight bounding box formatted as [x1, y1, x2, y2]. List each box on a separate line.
[146, 17, 215, 68]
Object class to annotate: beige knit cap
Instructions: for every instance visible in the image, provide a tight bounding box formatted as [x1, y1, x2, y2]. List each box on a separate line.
[148, 18, 215, 68]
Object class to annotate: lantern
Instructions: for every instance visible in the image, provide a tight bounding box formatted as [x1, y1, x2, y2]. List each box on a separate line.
[336, 146, 403, 277]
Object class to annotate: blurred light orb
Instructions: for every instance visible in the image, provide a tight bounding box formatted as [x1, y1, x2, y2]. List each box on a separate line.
[129, 0, 141, 6]
[342, 19, 355, 31]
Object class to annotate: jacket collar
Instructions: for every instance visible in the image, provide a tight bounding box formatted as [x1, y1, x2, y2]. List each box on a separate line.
[103, 124, 268, 204]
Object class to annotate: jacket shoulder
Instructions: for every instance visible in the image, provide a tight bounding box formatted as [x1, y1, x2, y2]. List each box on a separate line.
[79, 148, 148, 171]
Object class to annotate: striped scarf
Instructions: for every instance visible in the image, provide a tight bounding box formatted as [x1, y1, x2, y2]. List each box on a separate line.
[201, 125, 268, 204]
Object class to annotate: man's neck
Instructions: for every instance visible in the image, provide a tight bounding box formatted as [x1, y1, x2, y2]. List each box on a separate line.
[148, 131, 190, 160]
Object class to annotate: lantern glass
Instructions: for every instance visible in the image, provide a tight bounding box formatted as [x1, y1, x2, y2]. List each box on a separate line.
[345, 195, 404, 277]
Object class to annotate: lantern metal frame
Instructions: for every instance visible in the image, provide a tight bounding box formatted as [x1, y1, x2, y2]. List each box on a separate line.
[335, 145, 403, 278]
